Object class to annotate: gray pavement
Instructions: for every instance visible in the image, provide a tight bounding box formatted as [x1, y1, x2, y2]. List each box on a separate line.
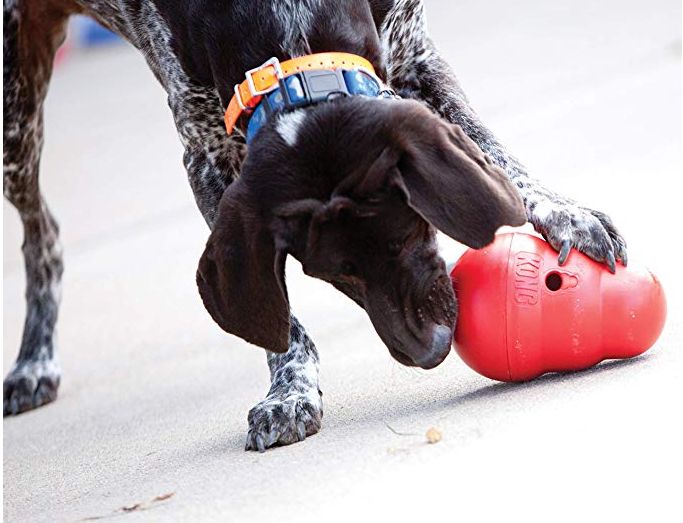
[3, 1, 682, 521]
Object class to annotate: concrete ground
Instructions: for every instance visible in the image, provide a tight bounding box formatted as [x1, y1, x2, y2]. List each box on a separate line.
[3, 1, 681, 521]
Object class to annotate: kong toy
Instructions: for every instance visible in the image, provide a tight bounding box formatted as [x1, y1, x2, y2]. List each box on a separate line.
[450, 232, 666, 381]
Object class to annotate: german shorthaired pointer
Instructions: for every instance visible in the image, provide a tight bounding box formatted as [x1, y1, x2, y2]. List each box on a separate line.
[3, 0, 627, 451]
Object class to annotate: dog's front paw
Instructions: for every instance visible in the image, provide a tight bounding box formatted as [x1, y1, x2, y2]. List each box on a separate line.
[529, 199, 627, 272]
[3, 359, 61, 416]
[245, 389, 323, 452]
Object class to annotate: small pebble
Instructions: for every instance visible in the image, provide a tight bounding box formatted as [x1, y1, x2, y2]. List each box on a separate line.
[426, 427, 442, 444]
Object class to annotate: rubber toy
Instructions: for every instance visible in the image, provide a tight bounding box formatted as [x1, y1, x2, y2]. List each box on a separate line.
[450, 232, 666, 382]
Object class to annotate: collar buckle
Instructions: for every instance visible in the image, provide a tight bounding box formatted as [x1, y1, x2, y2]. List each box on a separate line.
[245, 57, 284, 97]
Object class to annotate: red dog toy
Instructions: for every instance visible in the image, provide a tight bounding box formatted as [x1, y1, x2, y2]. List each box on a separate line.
[450, 232, 666, 382]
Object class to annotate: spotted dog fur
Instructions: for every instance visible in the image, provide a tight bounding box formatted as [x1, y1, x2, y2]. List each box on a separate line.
[3, 0, 69, 415]
[3, 0, 626, 451]
[273, 0, 322, 57]
[246, 317, 322, 452]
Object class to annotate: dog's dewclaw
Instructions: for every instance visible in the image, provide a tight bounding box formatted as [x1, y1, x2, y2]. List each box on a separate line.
[426, 427, 442, 444]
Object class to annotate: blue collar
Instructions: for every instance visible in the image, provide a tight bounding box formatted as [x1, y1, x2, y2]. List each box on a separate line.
[246, 68, 395, 144]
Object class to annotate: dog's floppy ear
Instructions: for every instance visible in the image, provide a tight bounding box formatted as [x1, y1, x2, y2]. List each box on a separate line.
[196, 183, 290, 353]
[379, 112, 527, 248]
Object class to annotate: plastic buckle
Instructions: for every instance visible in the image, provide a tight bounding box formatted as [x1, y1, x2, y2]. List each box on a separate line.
[300, 69, 349, 104]
[245, 57, 284, 97]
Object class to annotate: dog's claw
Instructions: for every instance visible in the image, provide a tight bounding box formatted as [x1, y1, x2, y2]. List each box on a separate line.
[558, 239, 572, 265]
[255, 434, 266, 453]
[297, 421, 307, 441]
[266, 427, 279, 447]
[606, 251, 616, 274]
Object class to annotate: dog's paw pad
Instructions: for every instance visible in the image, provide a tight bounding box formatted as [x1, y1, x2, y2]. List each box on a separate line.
[3, 361, 60, 416]
[245, 390, 323, 452]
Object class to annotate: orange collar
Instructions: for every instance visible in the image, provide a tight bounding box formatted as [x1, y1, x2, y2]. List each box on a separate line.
[224, 52, 376, 135]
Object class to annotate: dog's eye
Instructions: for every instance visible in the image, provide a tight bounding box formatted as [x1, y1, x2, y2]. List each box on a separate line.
[340, 261, 358, 277]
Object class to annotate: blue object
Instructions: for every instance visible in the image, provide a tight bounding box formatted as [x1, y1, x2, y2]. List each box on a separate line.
[77, 17, 121, 47]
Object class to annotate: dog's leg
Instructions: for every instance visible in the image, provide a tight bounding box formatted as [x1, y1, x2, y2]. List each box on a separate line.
[244, 317, 323, 452]
[184, 137, 323, 452]
[179, 119, 323, 453]
[184, 138, 323, 452]
[3, 0, 75, 415]
[185, 137, 323, 452]
[182, 132, 323, 451]
[380, 0, 627, 268]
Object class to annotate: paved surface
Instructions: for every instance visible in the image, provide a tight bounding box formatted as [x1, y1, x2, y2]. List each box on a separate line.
[3, 1, 681, 521]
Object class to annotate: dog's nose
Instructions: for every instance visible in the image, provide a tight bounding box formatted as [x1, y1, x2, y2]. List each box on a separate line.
[413, 325, 453, 369]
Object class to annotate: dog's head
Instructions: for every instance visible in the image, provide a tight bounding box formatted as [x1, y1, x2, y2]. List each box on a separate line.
[197, 97, 526, 368]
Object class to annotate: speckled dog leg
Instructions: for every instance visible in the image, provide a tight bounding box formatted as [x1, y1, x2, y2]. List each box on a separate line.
[245, 317, 323, 452]
[3, 0, 74, 415]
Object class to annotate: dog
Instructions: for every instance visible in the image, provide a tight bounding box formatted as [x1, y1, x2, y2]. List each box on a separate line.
[3, 0, 627, 451]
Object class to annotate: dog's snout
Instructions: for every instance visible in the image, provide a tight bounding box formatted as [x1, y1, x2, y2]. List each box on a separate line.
[412, 324, 453, 369]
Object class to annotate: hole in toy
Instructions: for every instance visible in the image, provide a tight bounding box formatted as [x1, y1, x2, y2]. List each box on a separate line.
[545, 272, 562, 291]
